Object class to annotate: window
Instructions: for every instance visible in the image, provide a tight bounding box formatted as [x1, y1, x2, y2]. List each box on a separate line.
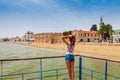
[88, 34, 89, 37]
[94, 34, 96, 37]
[91, 34, 93, 37]
[80, 39, 83, 42]
[81, 34, 82, 37]
[84, 33, 86, 36]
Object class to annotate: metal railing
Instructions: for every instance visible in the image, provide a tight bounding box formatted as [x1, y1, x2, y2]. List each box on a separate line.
[0, 55, 120, 80]
[79, 55, 120, 80]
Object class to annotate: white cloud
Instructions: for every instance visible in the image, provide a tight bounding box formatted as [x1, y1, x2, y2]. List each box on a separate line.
[0, 0, 57, 8]
[1, 0, 120, 37]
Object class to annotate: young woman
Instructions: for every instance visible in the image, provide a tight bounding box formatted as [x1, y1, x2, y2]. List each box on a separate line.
[61, 35, 76, 80]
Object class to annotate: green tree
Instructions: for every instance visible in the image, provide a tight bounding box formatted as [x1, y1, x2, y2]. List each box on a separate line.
[3, 38, 9, 41]
[63, 30, 72, 36]
[90, 24, 97, 31]
[97, 24, 114, 41]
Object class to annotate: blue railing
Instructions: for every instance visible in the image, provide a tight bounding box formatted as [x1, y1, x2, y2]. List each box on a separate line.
[0, 55, 120, 80]
[79, 55, 120, 80]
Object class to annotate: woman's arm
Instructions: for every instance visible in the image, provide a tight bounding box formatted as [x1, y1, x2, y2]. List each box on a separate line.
[61, 36, 69, 45]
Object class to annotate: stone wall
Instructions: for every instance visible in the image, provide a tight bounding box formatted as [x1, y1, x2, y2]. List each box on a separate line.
[72, 30, 101, 42]
[34, 33, 63, 44]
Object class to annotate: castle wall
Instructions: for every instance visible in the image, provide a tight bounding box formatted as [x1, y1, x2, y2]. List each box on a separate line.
[34, 33, 63, 44]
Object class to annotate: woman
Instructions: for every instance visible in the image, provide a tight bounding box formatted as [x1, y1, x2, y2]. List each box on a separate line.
[61, 35, 76, 80]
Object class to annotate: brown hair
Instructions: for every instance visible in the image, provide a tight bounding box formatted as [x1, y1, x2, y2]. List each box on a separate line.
[69, 35, 76, 46]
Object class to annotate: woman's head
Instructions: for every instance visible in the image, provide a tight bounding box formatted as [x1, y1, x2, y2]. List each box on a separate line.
[69, 35, 76, 45]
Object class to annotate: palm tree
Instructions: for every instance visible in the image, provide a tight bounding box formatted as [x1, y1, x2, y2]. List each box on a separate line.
[106, 24, 114, 39]
[97, 24, 114, 42]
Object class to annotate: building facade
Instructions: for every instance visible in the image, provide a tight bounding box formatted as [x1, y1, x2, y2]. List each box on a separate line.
[24, 31, 34, 42]
[34, 33, 63, 44]
[72, 30, 101, 42]
[34, 30, 102, 44]
[112, 30, 120, 43]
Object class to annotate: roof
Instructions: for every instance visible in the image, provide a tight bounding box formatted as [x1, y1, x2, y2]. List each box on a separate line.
[73, 30, 97, 34]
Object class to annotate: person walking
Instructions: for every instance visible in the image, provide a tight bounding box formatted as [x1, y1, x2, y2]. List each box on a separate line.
[61, 35, 76, 80]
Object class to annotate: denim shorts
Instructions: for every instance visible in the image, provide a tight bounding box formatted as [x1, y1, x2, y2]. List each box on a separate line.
[65, 54, 74, 62]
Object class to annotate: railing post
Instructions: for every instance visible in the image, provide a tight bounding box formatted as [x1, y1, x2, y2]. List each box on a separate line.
[56, 69, 58, 80]
[0, 61, 3, 80]
[91, 70, 93, 80]
[105, 60, 108, 80]
[79, 56, 82, 80]
[40, 58, 42, 80]
[22, 73, 24, 80]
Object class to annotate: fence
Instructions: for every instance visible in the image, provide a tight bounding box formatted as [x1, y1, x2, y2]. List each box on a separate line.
[0, 55, 120, 80]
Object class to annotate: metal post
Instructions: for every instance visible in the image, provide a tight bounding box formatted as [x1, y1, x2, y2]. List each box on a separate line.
[91, 70, 93, 80]
[40, 59, 42, 80]
[105, 60, 108, 80]
[79, 56, 82, 80]
[22, 73, 24, 80]
[0, 61, 3, 80]
[56, 69, 58, 80]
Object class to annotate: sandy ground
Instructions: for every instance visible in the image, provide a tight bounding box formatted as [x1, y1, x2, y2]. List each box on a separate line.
[15, 42, 120, 61]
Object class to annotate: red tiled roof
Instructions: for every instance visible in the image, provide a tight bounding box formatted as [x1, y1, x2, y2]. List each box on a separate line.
[74, 30, 97, 34]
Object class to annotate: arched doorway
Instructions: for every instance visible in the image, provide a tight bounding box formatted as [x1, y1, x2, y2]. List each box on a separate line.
[87, 38, 90, 42]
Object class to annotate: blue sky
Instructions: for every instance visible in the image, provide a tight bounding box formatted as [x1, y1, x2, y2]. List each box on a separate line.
[0, 0, 120, 38]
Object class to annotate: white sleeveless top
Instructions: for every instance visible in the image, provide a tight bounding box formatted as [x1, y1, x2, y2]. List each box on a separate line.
[66, 43, 75, 54]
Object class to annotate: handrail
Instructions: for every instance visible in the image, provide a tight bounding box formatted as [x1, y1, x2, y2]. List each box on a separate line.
[0, 54, 120, 80]
[80, 55, 120, 63]
[0, 55, 80, 61]
[0, 54, 119, 63]
[0, 56, 66, 61]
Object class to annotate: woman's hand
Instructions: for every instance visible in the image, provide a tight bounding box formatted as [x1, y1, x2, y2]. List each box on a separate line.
[61, 35, 74, 39]
[61, 36, 69, 44]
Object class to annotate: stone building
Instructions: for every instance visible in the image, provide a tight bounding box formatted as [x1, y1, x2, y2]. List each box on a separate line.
[72, 30, 101, 42]
[112, 29, 120, 43]
[24, 31, 34, 42]
[34, 33, 63, 43]
[34, 30, 101, 44]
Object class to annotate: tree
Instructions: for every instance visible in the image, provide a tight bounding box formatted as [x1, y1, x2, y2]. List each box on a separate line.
[63, 30, 72, 36]
[3, 38, 9, 41]
[97, 24, 114, 41]
[90, 24, 97, 31]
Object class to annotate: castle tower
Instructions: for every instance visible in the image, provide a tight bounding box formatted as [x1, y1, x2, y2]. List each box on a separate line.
[100, 16, 104, 27]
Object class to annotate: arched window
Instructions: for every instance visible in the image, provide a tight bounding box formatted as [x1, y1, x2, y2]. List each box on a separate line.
[80, 39, 83, 42]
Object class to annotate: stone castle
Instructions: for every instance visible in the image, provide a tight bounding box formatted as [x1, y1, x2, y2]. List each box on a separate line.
[34, 33, 63, 43]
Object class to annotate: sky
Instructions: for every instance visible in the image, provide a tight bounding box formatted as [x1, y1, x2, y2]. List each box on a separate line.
[0, 0, 120, 38]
